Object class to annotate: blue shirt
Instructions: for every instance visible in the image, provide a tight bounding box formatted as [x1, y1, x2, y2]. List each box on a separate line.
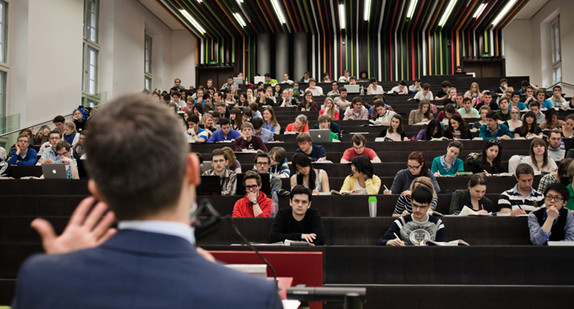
[295, 144, 326, 162]
[254, 128, 274, 143]
[479, 124, 513, 140]
[206, 129, 241, 143]
[7, 148, 38, 166]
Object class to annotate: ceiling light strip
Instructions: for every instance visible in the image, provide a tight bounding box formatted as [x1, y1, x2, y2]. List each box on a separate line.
[492, 0, 517, 27]
[179, 9, 206, 34]
[438, 0, 457, 27]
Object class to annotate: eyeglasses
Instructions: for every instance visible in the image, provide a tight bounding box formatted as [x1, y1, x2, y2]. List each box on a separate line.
[411, 203, 430, 210]
[245, 185, 259, 190]
[407, 164, 421, 170]
[545, 195, 563, 202]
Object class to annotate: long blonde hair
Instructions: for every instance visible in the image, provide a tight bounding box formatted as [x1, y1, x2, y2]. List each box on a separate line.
[323, 97, 337, 120]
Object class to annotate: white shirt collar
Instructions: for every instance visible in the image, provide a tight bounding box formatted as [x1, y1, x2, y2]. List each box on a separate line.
[118, 220, 195, 245]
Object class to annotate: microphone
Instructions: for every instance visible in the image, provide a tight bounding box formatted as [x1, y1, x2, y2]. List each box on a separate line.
[191, 199, 278, 287]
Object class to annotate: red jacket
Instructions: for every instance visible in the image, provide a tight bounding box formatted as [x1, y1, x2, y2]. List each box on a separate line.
[232, 192, 272, 218]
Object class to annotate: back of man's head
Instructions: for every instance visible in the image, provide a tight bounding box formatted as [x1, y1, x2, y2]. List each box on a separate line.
[411, 186, 433, 205]
[251, 117, 264, 130]
[85, 94, 188, 221]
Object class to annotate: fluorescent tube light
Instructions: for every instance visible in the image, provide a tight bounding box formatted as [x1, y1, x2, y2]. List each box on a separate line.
[473, 3, 487, 18]
[364, 0, 371, 21]
[492, 0, 517, 27]
[407, 0, 418, 19]
[339, 4, 345, 29]
[271, 0, 286, 24]
[233, 13, 247, 27]
[179, 9, 206, 34]
[438, 0, 457, 27]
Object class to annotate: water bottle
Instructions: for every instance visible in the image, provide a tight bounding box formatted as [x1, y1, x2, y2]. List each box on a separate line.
[271, 189, 279, 217]
[368, 196, 377, 217]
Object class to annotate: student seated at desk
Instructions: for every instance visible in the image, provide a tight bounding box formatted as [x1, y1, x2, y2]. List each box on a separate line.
[290, 153, 329, 195]
[498, 163, 545, 216]
[378, 186, 445, 246]
[232, 171, 272, 218]
[392, 176, 438, 217]
[339, 156, 381, 195]
[385, 151, 441, 196]
[269, 185, 325, 245]
[466, 139, 506, 175]
[379, 114, 409, 141]
[414, 120, 443, 141]
[449, 173, 494, 215]
[528, 183, 574, 245]
[7, 134, 37, 166]
[431, 141, 464, 177]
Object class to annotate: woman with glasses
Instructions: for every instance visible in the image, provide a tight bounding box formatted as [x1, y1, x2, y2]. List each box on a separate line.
[290, 153, 330, 195]
[467, 139, 506, 175]
[339, 155, 381, 195]
[296, 91, 318, 112]
[528, 183, 574, 244]
[449, 173, 494, 215]
[504, 106, 522, 132]
[392, 176, 438, 217]
[384, 151, 440, 196]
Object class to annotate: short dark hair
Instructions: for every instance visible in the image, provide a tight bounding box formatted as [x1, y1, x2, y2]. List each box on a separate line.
[85, 94, 188, 221]
[441, 81, 451, 88]
[290, 185, 312, 202]
[49, 130, 62, 138]
[254, 152, 270, 164]
[251, 117, 264, 129]
[53, 115, 65, 124]
[211, 148, 227, 161]
[243, 170, 262, 186]
[486, 111, 499, 121]
[544, 183, 570, 202]
[188, 114, 200, 124]
[422, 83, 431, 90]
[515, 163, 534, 177]
[530, 101, 541, 109]
[398, 80, 406, 86]
[219, 117, 231, 126]
[351, 134, 367, 147]
[411, 186, 433, 204]
[55, 140, 72, 152]
[369, 77, 377, 84]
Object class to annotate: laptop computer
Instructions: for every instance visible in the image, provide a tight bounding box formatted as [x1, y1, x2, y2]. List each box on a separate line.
[233, 77, 244, 85]
[41, 163, 68, 179]
[197, 175, 222, 195]
[345, 84, 361, 93]
[309, 129, 331, 143]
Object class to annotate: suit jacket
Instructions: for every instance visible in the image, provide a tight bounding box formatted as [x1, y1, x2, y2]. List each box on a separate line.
[13, 229, 281, 309]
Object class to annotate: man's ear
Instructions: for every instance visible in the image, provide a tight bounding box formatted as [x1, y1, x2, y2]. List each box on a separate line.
[88, 179, 106, 202]
[186, 153, 201, 186]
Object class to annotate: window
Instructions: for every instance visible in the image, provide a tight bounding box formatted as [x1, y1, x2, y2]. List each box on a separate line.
[0, 1, 8, 64]
[0, 0, 7, 123]
[82, 0, 100, 104]
[144, 34, 152, 91]
[550, 18, 561, 85]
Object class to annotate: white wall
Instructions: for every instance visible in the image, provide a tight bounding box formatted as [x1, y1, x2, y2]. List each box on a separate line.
[6, 0, 197, 129]
[9, 0, 83, 126]
[504, 0, 574, 95]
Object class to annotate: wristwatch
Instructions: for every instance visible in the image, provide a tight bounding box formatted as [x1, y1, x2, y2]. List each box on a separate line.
[251, 200, 258, 204]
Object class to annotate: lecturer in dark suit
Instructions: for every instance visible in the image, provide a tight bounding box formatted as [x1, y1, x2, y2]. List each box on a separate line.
[12, 94, 281, 309]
